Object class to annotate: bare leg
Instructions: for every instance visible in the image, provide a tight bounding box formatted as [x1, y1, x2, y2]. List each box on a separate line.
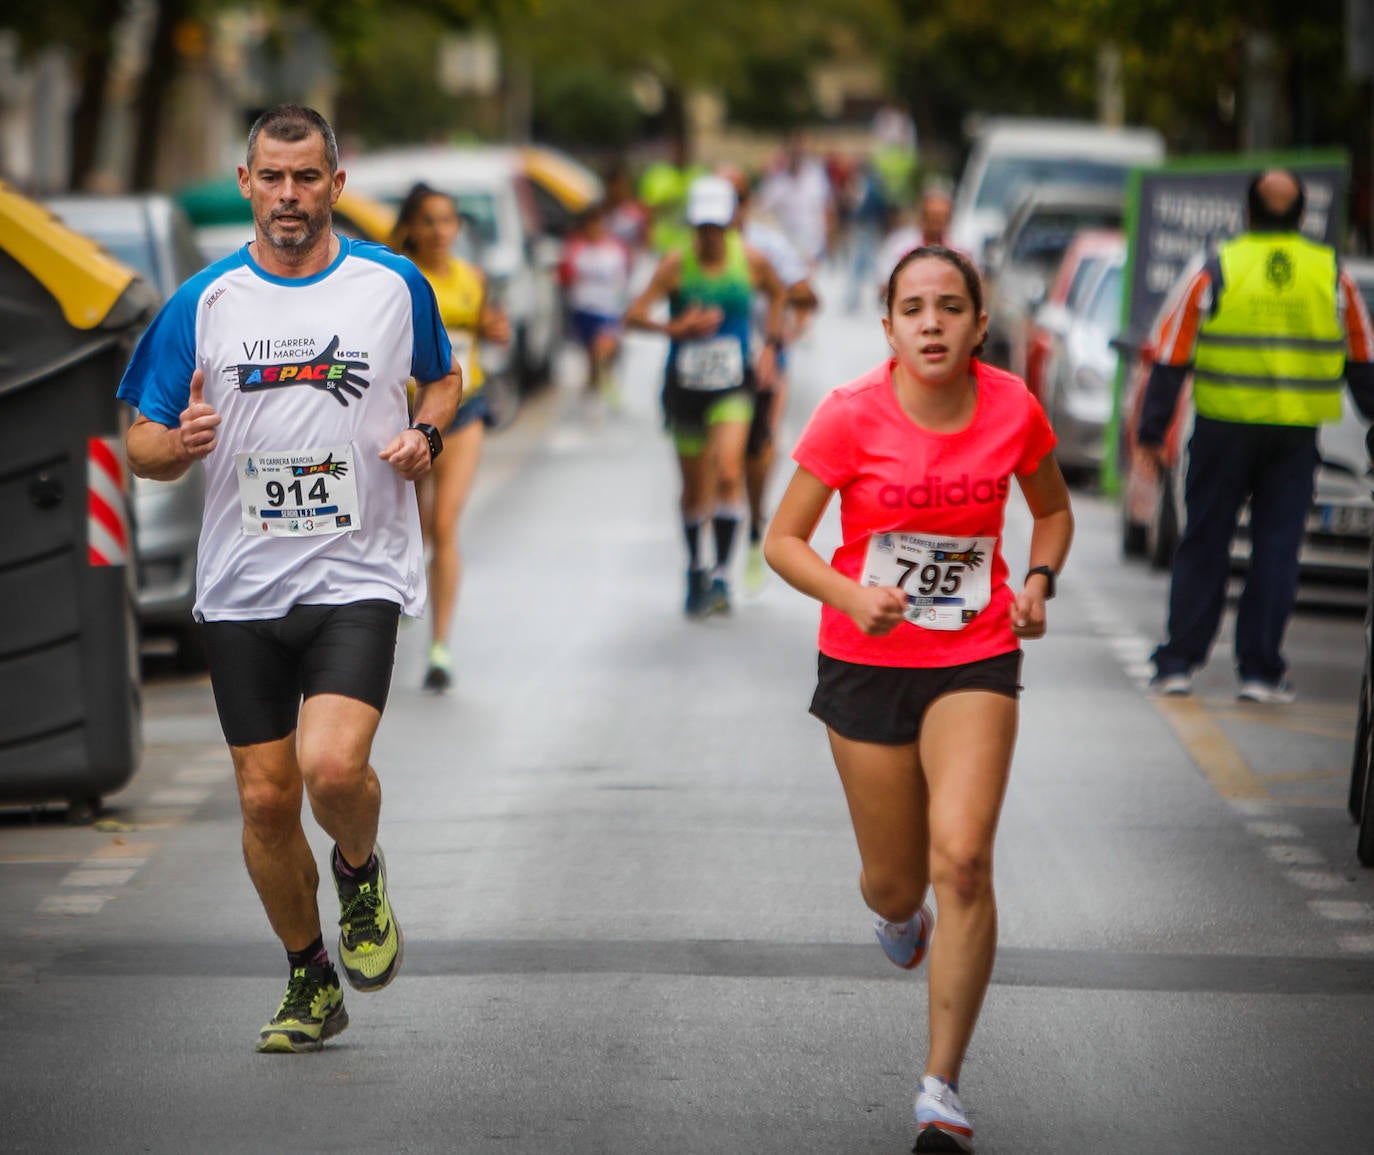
[231, 735, 322, 952]
[827, 729, 929, 921]
[919, 690, 1017, 1084]
[295, 692, 385, 869]
[426, 420, 484, 647]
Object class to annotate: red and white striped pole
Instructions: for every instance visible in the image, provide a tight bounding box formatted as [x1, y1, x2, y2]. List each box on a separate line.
[87, 436, 130, 567]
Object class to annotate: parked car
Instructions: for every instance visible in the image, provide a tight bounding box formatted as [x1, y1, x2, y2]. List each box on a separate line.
[982, 184, 1124, 379]
[1039, 245, 1126, 483]
[1024, 228, 1125, 404]
[342, 145, 564, 392]
[519, 144, 604, 236]
[42, 193, 210, 667]
[948, 118, 1164, 270]
[1118, 257, 1374, 582]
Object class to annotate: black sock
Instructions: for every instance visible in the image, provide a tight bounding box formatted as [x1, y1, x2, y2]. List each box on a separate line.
[333, 844, 377, 883]
[712, 510, 740, 575]
[287, 936, 329, 971]
[749, 519, 763, 546]
[683, 517, 704, 572]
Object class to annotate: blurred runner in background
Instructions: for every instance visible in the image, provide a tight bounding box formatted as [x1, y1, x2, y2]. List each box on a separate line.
[718, 165, 821, 594]
[624, 174, 787, 618]
[391, 182, 511, 692]
[560, 201, 634, 408]
[757, 131, 836, 272]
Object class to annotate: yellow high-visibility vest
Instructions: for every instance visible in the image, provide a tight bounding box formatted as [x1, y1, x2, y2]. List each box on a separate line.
[1192, 233, 1345, 426]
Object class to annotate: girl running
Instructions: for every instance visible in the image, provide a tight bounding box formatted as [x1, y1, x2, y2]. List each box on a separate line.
[764, 245, 1073, 1151]
[391, 183, 511, 690]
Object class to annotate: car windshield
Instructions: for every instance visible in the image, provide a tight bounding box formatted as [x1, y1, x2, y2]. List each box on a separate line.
[977, 157, 1133, 212]
[1086, 265, 1124, 330]
[1011, 210, 1121, 269]
[48, 208, 161, 292]
[1063, 256, 1106, 312]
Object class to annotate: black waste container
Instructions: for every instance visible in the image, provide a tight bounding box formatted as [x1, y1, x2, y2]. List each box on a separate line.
[0, 182, 160, 813]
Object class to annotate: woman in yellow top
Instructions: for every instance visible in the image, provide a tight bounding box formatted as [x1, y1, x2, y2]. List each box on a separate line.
[391, 183, 511, 690]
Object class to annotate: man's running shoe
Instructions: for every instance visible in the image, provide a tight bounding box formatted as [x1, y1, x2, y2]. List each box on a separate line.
[744, 543, 768, 595]
[707, 576, 732, 616]
[423, 642, 453, 692]
[914, 1075, 974, 1152]
[685, 569, 711, 618]
[874, 903, 934, 969]
[334, 845, 404, 992]
[256, 963, 348, 1053]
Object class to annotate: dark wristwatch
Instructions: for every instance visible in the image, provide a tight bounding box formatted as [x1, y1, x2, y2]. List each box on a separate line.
[1025, 565, 1057, 599]
[410, 422, 443, 461]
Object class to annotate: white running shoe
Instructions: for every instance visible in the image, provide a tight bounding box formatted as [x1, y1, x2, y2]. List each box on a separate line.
[914, 1074, 974, 1152]
[874, 903, 934, 970]
[1237, 679, 1296, 704]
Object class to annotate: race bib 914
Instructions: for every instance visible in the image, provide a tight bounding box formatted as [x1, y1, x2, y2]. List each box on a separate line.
[861, 532, 995, 630]
[235, 445, 361, 538]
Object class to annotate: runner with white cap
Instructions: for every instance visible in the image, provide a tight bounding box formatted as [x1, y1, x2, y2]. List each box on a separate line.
[624, 174, 788, 617]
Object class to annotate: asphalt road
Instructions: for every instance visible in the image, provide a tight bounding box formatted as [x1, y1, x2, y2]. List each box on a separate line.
[2, 268, 1373, 1154]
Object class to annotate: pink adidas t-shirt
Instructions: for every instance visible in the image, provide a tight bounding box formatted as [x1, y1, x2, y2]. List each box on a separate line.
[792, 358, 1056, 668]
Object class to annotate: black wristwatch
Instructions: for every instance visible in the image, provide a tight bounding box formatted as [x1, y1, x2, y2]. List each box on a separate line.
[410, 422, 443, 461]
[1025, 565, 1057, 599]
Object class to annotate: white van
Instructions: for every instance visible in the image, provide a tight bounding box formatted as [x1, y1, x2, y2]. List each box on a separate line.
[949, 118, 1165, 268]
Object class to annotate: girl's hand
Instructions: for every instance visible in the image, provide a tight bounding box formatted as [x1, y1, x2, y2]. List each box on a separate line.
[845, 585, 907, 636]
[1010, 585, 1048, 639]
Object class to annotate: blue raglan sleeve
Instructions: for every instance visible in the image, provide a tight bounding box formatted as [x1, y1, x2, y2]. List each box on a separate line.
[347, 241, 453, 384]
[115, 283, 199, 428]
[398, 259, 453, 384]
[115, 260, 235, 428]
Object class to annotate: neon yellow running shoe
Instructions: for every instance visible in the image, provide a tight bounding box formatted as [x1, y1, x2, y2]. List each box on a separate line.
[334, 845, 404, 992]
[256, 964, 348, 1053]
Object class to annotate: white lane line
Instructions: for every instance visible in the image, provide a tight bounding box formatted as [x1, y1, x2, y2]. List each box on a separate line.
[1285, 870, 1348, 892]
[37, 895, 108, 915]
[146, 787, 211, 807]
[1264, 844, 1326, 866]
[174, 765, 228, 785]
[1244, 820, 1303, 838]
[62, 867, 139, 888]
[1309, 900, 1374, 922]
[1336, 933, 1374, 953]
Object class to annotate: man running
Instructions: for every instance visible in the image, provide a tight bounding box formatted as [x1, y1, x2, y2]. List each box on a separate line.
[118, 104, 461, 1053]
[624, 173, 787, 617]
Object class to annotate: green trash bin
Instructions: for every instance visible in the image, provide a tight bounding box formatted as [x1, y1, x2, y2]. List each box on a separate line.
[0, 181, 159, 814]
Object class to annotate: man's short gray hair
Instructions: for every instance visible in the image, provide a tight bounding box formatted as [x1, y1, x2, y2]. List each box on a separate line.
[246, 104, 339, 173]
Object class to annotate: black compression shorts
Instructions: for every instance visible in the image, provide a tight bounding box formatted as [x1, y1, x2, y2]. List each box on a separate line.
[202, 600, 401, 747]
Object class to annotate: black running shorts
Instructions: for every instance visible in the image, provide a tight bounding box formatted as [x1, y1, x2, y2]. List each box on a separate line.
[202, 600, 402, 747]
[810, 650, 1023, 746]
[746, 387, 776, 457]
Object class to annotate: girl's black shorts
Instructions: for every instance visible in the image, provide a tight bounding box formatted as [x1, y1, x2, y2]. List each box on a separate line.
[202, 599, 401, 748]
[810, 649, 1023, 746]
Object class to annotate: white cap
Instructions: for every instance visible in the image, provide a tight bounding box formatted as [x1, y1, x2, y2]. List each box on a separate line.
[685, 174, 737, 227]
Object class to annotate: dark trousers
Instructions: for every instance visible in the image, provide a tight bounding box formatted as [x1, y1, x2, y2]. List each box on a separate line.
[1151, 415, 1318, 684]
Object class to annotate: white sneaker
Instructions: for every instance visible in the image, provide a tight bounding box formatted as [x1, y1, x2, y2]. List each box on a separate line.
[874, 904, 934, 970]
[1149, 672, 1193, 696]
[1237, 679, 1296, 704]
[914, 1075, 974, 1152]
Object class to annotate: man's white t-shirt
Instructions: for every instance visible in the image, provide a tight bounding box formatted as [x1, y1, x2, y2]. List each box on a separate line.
[117, 237, 452, 623]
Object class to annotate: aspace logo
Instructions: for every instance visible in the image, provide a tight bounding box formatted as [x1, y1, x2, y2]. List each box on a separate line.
[291, 455, 349, 479]
[236, 335, 371, 407]
[879, 473, 1010, 510]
